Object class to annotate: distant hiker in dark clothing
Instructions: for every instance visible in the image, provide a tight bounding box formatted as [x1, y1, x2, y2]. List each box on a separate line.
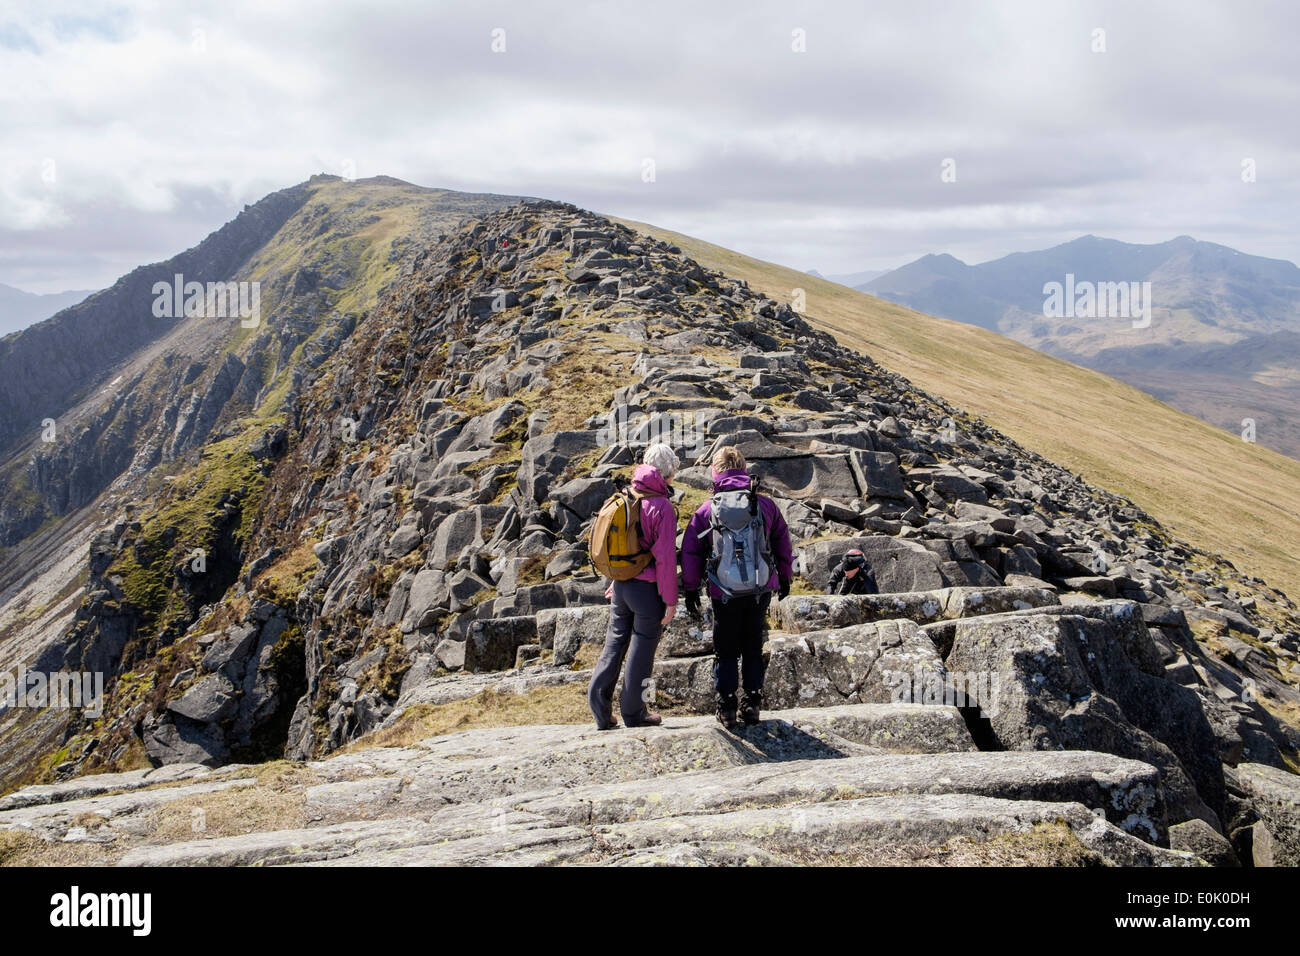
[828, 548, 878, 595]
[681, 446, 794, 730]
[588, 443, 680, 731]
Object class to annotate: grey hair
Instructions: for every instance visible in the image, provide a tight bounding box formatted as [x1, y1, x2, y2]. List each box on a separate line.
[643, 443, 680, 480]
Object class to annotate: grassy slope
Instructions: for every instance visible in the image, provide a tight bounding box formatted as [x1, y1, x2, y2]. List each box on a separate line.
[612, 216, 1300, 599]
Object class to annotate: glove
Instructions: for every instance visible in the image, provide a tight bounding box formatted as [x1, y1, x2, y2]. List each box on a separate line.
[778, 577, 791, 600]
[684, 588, 701, 618]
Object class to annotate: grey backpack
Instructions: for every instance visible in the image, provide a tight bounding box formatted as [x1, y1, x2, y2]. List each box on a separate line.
[702, 478, 772, 600]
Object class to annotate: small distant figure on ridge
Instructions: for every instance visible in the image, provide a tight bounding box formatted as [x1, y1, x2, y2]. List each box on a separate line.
[827, 548, 878, 595]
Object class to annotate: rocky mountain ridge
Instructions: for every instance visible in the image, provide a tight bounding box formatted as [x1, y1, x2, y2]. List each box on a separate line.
[2, 197, 1298, 866]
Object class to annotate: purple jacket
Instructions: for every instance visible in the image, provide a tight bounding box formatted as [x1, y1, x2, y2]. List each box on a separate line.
[681, 469, 795, 600]
[631, 464, 679, 607]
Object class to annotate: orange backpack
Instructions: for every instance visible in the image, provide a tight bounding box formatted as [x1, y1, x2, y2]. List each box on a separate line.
[589, 486, 652, 580]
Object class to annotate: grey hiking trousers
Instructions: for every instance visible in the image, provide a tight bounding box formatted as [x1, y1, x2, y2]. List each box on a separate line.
[588, 578, 663, 728]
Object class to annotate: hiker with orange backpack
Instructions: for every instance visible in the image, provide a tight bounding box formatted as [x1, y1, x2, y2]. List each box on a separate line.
[586, 443, 680, 730]
[681, 446, 794, 730]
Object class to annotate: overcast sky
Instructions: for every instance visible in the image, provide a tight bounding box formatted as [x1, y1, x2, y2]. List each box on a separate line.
[2, 0, 1298, 294]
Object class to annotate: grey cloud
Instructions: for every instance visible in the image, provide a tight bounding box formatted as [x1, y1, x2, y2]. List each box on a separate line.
[1, 0, 1297, 290]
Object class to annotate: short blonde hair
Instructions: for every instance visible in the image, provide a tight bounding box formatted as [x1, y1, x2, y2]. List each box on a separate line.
[712, 446, 747, 474]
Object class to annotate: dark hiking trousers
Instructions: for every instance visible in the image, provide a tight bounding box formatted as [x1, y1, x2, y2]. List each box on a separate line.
[712, 591, 771, 706]
[588, 578, 664, 727]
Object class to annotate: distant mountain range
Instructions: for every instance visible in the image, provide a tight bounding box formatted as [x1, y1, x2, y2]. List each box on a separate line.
[806, 267, 887, 288]
[851, 236, 1300, 459]
[0, 283, 97, 337]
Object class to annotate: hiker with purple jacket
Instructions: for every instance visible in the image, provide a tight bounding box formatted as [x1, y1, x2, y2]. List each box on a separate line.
[587, 443, 680, 731]
[681, 446, 794, 729]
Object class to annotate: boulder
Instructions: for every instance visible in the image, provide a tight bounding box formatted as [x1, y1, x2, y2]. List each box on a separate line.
[710, 430, 806, 462]
[953, 501, 1017, 533]
[382, 571, 416, 627]
[444, 401, 526, 456]
[545, 548, 589, 579]
[820, 498, 861, 525]
[738, 351, 803, 372]
[426, 511, 483, 570]
[706, 414, 773, 436]
[777, 586, 1059, 633]
[661, 611, 715, 657]
[947, 611, 1224, 829]
[489, 583, 567, 617]
[848, 450, 906, 501]
[168, 675, 237, 724]
[918, 538, 1001, 587]
[649, 656, 716, 711]
[1168, 819, 1239, 866]
[545, 605, 610, 665]
[995, 599, 1167, 677]
[142, 713, 228, 767]
[1226, 763, 1300, 866]
[434, 638, 466, 671]
[387, 524, 424, 557]
[518, 431, 600, 503]
[792, 389, 835, 412]
[1000, 544, 1043, 578]
[752, 453, 859, 501]
[551, 476, 617, 519]
[762, 620, 947, 711]
[1063, 576, 1117, 598]
[447, 569, 491, 612]
[464, 617, 539, 672]
[200, 624, 259, 680]
[911, 467, 989, 504]
[401, 569, 449, 632]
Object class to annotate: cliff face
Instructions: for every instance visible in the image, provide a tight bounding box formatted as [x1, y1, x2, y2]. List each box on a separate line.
[0, 177, 521, 784]
[0, 177, 522, 549]
[1, 192, 1298, 867]
[0, 182, 315, 460]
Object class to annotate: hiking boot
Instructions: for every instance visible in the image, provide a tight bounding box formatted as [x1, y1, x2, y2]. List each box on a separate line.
[716, 695, 739, 731]
[626, 712, 662, 728]
[740, 692, 762, 726]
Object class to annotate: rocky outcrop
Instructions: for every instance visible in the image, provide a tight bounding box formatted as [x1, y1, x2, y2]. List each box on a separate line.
[947, 609, 1225, 830]
[0, 708, 1197, 866]
[1224, 762, 1300, 865]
